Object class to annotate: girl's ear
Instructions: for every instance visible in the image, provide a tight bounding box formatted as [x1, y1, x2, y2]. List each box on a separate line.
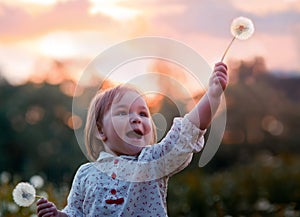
[96, 123, 107, 141]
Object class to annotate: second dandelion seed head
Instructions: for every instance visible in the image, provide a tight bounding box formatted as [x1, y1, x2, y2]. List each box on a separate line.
[230, 16, 255, 40]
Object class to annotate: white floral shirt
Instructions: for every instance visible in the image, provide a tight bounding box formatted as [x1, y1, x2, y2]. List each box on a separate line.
[62, 116, 206, 217]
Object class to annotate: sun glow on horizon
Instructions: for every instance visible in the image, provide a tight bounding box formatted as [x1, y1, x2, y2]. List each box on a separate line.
[37, 32, 78, 59]
[89, 0, 141, 20]
[30, 31, 111, 59]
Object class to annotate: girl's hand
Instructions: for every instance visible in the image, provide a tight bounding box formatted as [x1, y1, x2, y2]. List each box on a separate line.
[208, 62, 228, 98]
[37, 198, 59, 217]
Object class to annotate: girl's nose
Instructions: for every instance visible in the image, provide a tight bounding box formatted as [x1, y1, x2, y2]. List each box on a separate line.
[129, 113, 141, 124]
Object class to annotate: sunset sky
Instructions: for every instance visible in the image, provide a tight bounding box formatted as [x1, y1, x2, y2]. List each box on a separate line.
[0, 0, 299, 85]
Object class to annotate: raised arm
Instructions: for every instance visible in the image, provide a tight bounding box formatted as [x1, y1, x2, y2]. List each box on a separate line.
[186, 62, 228, 130]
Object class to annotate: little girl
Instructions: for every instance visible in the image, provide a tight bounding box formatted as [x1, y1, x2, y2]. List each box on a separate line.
[37, 62, 228, 217]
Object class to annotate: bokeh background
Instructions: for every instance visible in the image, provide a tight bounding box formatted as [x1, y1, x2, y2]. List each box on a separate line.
[1, 0, 300, 216]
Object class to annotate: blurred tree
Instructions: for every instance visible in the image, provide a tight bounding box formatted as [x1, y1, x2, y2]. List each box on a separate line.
[0, 80, 86, 183]
[207, 58, 300, 170]
[1, 57, 300, 180]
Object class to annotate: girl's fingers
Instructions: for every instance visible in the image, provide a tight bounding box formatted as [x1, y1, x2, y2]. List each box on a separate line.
[214, 62, 227, 72]
[42, 212, 55, 217]
[215, 71, 228, 80]
[215, 61, 228, 68]
[209, 62, 229, 95]
[37, 202, 52, 213]
[212, 70, 228, 83]
[37, 207, 55, 217]
[214, 65, 228, 75]
[37, 201, 57, 217]
[213, 62, 228, 88]
[212, 73, 228, 90]
[37, 198, 47, 206]
[213, 76, 226, 84]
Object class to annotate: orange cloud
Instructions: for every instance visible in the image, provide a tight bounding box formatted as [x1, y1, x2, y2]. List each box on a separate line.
[0, 0, 64, 15]
[0, 0, 116, 42]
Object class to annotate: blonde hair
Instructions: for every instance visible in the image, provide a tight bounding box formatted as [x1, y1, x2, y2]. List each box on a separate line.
[85, 85, 157, 161]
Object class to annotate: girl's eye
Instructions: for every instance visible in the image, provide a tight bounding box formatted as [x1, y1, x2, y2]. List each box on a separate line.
[139, 111, 148, 117]
[117, 111, 127, 116]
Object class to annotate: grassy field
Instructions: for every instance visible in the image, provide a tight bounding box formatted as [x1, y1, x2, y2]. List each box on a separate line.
[1, 153, 300, 217]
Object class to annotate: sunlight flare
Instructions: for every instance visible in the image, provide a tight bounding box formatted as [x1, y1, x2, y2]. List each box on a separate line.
[89, 0, 141, 20]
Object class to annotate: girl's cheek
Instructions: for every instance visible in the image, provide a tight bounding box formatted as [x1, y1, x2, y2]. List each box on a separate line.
[144, 121, 153, 135]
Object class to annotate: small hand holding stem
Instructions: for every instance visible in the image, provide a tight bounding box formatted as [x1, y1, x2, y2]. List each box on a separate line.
[37, 198, 59, 217]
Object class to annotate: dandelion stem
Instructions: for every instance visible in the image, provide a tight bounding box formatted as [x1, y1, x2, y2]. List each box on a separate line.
[36, 195, 43, 199]
[221, 36, 236, 62]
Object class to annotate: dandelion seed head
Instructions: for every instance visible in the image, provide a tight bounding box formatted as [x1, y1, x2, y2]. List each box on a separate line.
[230, 16, 255, 40]
[12, 182, 36, 207]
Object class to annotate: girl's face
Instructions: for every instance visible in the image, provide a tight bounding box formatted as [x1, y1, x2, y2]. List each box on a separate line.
[101, 90, 153, 156]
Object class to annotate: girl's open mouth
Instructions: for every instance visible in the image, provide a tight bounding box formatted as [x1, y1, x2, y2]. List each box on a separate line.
[126, 129, 143, 139]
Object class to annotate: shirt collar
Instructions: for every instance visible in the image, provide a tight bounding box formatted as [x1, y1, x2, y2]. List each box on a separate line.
[97, 151, 138, 161]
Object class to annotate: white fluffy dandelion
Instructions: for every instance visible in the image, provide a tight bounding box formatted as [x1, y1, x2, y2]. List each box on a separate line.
[12, 182, 41, 207]
[230, 16, 255, 40]
[221, 16, 255, 62]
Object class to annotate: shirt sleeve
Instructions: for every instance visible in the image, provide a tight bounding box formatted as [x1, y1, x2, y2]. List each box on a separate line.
[61, 164, 88, 217]
[162, 115, 206, 153]
[139, 115, 206, 176]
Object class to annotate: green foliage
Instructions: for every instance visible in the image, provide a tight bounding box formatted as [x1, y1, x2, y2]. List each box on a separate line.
[168, 153, 300, 217]
[0, 80, 86, 183]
